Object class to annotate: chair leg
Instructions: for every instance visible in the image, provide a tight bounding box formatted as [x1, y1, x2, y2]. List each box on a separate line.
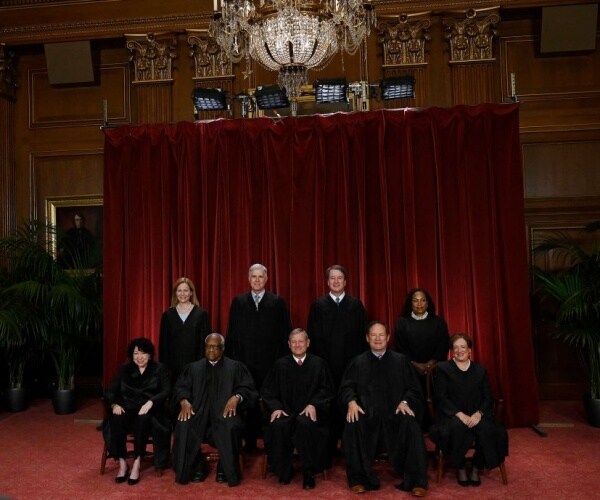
[499, 462, 508, 485]
[322, 468, 328, 480]
[261, 453, 268, 479]
[436, 449, 444, 483]
[100, 443, 108, 475]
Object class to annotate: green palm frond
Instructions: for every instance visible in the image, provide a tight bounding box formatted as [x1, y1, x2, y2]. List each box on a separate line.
[533, 221, 600, 399]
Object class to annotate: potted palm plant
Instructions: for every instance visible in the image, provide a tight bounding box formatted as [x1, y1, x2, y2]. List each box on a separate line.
[533, 221, 600, 427]
[0, 282, 45, 411]
[0, 220, 102, 414]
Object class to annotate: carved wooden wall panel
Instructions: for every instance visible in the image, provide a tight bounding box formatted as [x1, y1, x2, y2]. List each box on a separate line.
[132, 83, 173, 123]
[28, 62, 130, 128]
[449, 62, 495, 104]
[523, 141, 600, 199]
[500, 35, 600, 134]
[0, 97, 16, 238]
[30, 149, 104, 220]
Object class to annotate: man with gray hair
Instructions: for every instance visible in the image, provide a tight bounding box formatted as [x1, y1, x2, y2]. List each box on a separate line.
[261, 328, 334, 489]
[226, 263, 291, 451]
[171, 333, 258, 486]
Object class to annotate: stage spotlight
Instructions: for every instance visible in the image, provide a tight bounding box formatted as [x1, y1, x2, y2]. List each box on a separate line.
[314, 79, 348, 103]
[380, 76, 415, 100]
[192, 87, 228, 111]
[254, 85, 290, 110]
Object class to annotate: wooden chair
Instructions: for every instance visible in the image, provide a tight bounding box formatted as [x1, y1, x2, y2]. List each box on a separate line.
[100, 429, 162, 476]
[427, 369, 508, 485]
[99, 398, 167, 477]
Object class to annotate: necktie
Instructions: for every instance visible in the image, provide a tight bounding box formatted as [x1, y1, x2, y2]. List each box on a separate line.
[297, 359, 303, 366]
[335, 297, 340, 306]
[254, 294, 260, 310]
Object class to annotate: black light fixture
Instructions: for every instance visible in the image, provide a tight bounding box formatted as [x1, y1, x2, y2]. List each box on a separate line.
[192, 87, 228, 112]
[254, 85, 290, 110]
[314, 79, 348, 103]
[380, 76, 416, 100]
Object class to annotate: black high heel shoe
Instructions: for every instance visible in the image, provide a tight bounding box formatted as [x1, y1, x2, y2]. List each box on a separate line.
[115, 466, 129, 484]
[469, 468, 481, 487]
[456, 469, 470, 487]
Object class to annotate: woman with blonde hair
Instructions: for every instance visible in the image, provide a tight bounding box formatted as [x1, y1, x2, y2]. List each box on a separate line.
[159, 277, 211, 384]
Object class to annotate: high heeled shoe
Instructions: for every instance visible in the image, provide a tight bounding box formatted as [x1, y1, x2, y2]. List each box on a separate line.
[128, 470, 140, 486]
[115, 466, 129, 484]
[127, 476, 140, 486]
[456, 469, 470, 487]
[469, 468, 481, 487]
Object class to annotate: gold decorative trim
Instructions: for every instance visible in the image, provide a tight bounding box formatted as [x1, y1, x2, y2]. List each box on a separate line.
[187, 29, 234, 80]
[125, 33, 177, 84]
[0, 14, 208, 44]
[377, 12, 432, 67]
[442, 7, 500, 63]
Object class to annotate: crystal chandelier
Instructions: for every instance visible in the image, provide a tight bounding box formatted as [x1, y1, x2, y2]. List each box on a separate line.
[209, 0, 375, 100]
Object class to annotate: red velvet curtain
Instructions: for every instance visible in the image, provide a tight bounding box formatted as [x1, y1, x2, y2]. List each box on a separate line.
[103, 104, 538, 426]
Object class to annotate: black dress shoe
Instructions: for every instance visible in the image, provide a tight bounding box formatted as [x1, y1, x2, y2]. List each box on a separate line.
[127, 476, 139, 486]
[302, 473, 315, 490]
[279, 468, 294, 485]
[216, 471, 228, 483]
[191, 465, 209, 483]
[115, 466, 129, 484]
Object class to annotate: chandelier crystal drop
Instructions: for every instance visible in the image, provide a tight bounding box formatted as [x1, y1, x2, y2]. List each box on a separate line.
[209, 0, 375, 99]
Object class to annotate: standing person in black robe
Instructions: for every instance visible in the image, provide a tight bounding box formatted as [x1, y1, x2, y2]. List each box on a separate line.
[261, 328, 335, 490]
[171, 333, 258, 486]
[339, 321, 428, 497]
[394, 288, 449, 428]
[429, 333, 508, 487]
[104, 338, 171, 485]
[225, 263, 291, 451]
[307, 264, 368, 456]
[159, 277, 211, 384]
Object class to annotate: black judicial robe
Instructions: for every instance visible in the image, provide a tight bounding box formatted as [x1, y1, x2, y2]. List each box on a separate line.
[394, 314, 449, 364]
[159, 305, 211, 382]
[307, 294, 368, 386]
[339, 350, 428, 490]
[171, 357, 258, 484]
[103, 360, 171, 467]
[261, 354, 335, 477]
[429, 360, 508, 469]
[225, 291, 291, 387]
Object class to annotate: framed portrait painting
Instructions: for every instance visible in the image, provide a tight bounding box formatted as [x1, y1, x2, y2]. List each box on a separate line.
[46, 195, 103, 269]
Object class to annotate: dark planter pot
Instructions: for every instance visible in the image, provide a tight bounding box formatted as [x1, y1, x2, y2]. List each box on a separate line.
[6, 387, 28, 412]
[584, 393, 600, 428]
[52, 388, 76, 415]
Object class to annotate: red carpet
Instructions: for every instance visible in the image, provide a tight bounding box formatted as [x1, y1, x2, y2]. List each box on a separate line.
[1, 398, 599, 499]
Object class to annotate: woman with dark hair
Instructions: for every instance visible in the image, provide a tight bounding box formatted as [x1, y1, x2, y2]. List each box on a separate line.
[159, 277, 211, 384]
[104, 337, 170, 485]
[430, 333, 508, 487]
[394, 288, 449, 376]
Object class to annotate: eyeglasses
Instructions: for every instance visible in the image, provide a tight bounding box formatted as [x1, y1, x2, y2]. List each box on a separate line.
[205, 345, 223, 350]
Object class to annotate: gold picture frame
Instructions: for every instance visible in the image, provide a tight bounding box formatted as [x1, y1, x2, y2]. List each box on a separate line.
[46, 194, 103, 267]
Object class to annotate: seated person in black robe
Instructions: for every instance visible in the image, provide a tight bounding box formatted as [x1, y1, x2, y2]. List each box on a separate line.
[339, 321, 429, 497]
[171, 333, 258, 486]
[261, 328, 335, 490]
[429, 333, 508, 487]
[104, 337, 171, 485]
